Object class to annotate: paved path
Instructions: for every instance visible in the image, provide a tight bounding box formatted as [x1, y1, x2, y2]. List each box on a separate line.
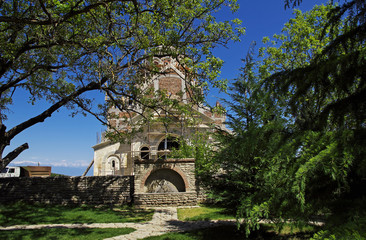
[0, 207, 236, 240]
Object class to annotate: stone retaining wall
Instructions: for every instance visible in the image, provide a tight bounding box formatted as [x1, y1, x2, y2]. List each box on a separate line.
[0, 176, 208, 206]
[0, 176, 133, 205]
[134, 192, 197, 207]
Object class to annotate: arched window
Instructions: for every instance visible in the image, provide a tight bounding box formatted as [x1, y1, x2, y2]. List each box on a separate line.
[140, 146, 149, 160]
[158, 136, 180, 151]
[107, 156, 120, 171]
[158, 136, 180, 159]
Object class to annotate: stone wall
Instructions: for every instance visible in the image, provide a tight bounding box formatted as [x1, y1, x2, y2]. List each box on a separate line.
[0, 176, 133, 205]
[134, 192, 197, 207]
[134, 159, 196, 193]
[0, 175, 209, 206]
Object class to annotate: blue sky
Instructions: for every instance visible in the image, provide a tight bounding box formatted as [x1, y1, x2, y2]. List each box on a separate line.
[5, 0, 327, 176]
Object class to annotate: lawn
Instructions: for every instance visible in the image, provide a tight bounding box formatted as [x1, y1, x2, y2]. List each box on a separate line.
[0, 203, 323, 240]
[177, 206, 235, 221]
[166, 205, 318, 240]
[0, 201, 154, 227]
[1, 227, 135, 240]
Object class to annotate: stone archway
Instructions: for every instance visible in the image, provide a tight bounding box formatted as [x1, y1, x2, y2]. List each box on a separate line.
[134, 158, 195, 193]
[143, 168, 186, 193]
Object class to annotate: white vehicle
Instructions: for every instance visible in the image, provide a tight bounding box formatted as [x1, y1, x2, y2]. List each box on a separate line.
[0, 167, 21, 178]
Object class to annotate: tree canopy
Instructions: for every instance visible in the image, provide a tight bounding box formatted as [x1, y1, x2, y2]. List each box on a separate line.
[0, 0, 244, 170]
[278, 0, 366, 130]
[202, 2, 365, 238]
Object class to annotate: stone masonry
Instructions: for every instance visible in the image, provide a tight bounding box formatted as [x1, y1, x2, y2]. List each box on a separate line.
[134, 192, 197, 207]
[0, 175, 207, 206]
[134, 158, 196, 193]
[0, 176, 133, 205]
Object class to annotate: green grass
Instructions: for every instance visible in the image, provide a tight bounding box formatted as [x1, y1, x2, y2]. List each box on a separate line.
[177, 206, 235, 221]
[0, 202, 154, 227]
[143, 224, 317, 240]
[1, 227, 135, 240]
[174, 206, 318, 239]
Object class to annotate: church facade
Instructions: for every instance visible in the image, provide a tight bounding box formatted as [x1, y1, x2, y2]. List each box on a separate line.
[92, 56, 226, 198]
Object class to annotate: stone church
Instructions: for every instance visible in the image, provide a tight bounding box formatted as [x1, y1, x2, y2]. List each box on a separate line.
[92, 56, 226, 205]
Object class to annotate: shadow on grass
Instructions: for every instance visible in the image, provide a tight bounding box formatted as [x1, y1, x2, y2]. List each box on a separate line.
[0, 202, 153, 227]
[144, 224, 317, 240]
[1, 227, 135, 240]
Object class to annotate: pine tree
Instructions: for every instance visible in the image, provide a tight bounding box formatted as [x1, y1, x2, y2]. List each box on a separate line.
[203, 4, 366, 237]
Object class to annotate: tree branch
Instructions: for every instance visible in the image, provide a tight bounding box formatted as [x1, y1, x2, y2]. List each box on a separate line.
[1, 143, 29, 170]
[0, 64, 68, 95]
[6, 77, 108, 140]
[0, 0, 132, 25]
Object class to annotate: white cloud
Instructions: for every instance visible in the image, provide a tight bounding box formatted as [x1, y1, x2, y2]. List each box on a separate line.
[11, 159, 90, 168]
[11, 160, 40, 166]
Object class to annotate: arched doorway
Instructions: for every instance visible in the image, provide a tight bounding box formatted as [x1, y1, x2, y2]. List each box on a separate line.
[144, 168, 186, 193]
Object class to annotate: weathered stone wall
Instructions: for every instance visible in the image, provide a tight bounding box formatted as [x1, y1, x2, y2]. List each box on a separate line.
[134, 192, 197, 207]
[0, 176, 133, 205]
[134, 159, 195, 193]
[0, 174, 209, 206]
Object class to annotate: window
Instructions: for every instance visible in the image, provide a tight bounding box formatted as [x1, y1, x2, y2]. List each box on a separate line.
[140, 147, 149, 160]
[158, 136, 180, 151]
[158, 136, 180, 159]
[107, 156, 120, 171]
[8, 168, 15, 173]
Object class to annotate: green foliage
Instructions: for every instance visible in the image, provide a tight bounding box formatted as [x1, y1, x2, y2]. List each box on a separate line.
[168, 131, 216, 181]
[0, 0, 243, 169]
[201, 2, 366, 237]
[266, 1, 366, 131]
[169, 138, 195, 159]
[311, 217, 366, 239]
[310, 198, 366, 240]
